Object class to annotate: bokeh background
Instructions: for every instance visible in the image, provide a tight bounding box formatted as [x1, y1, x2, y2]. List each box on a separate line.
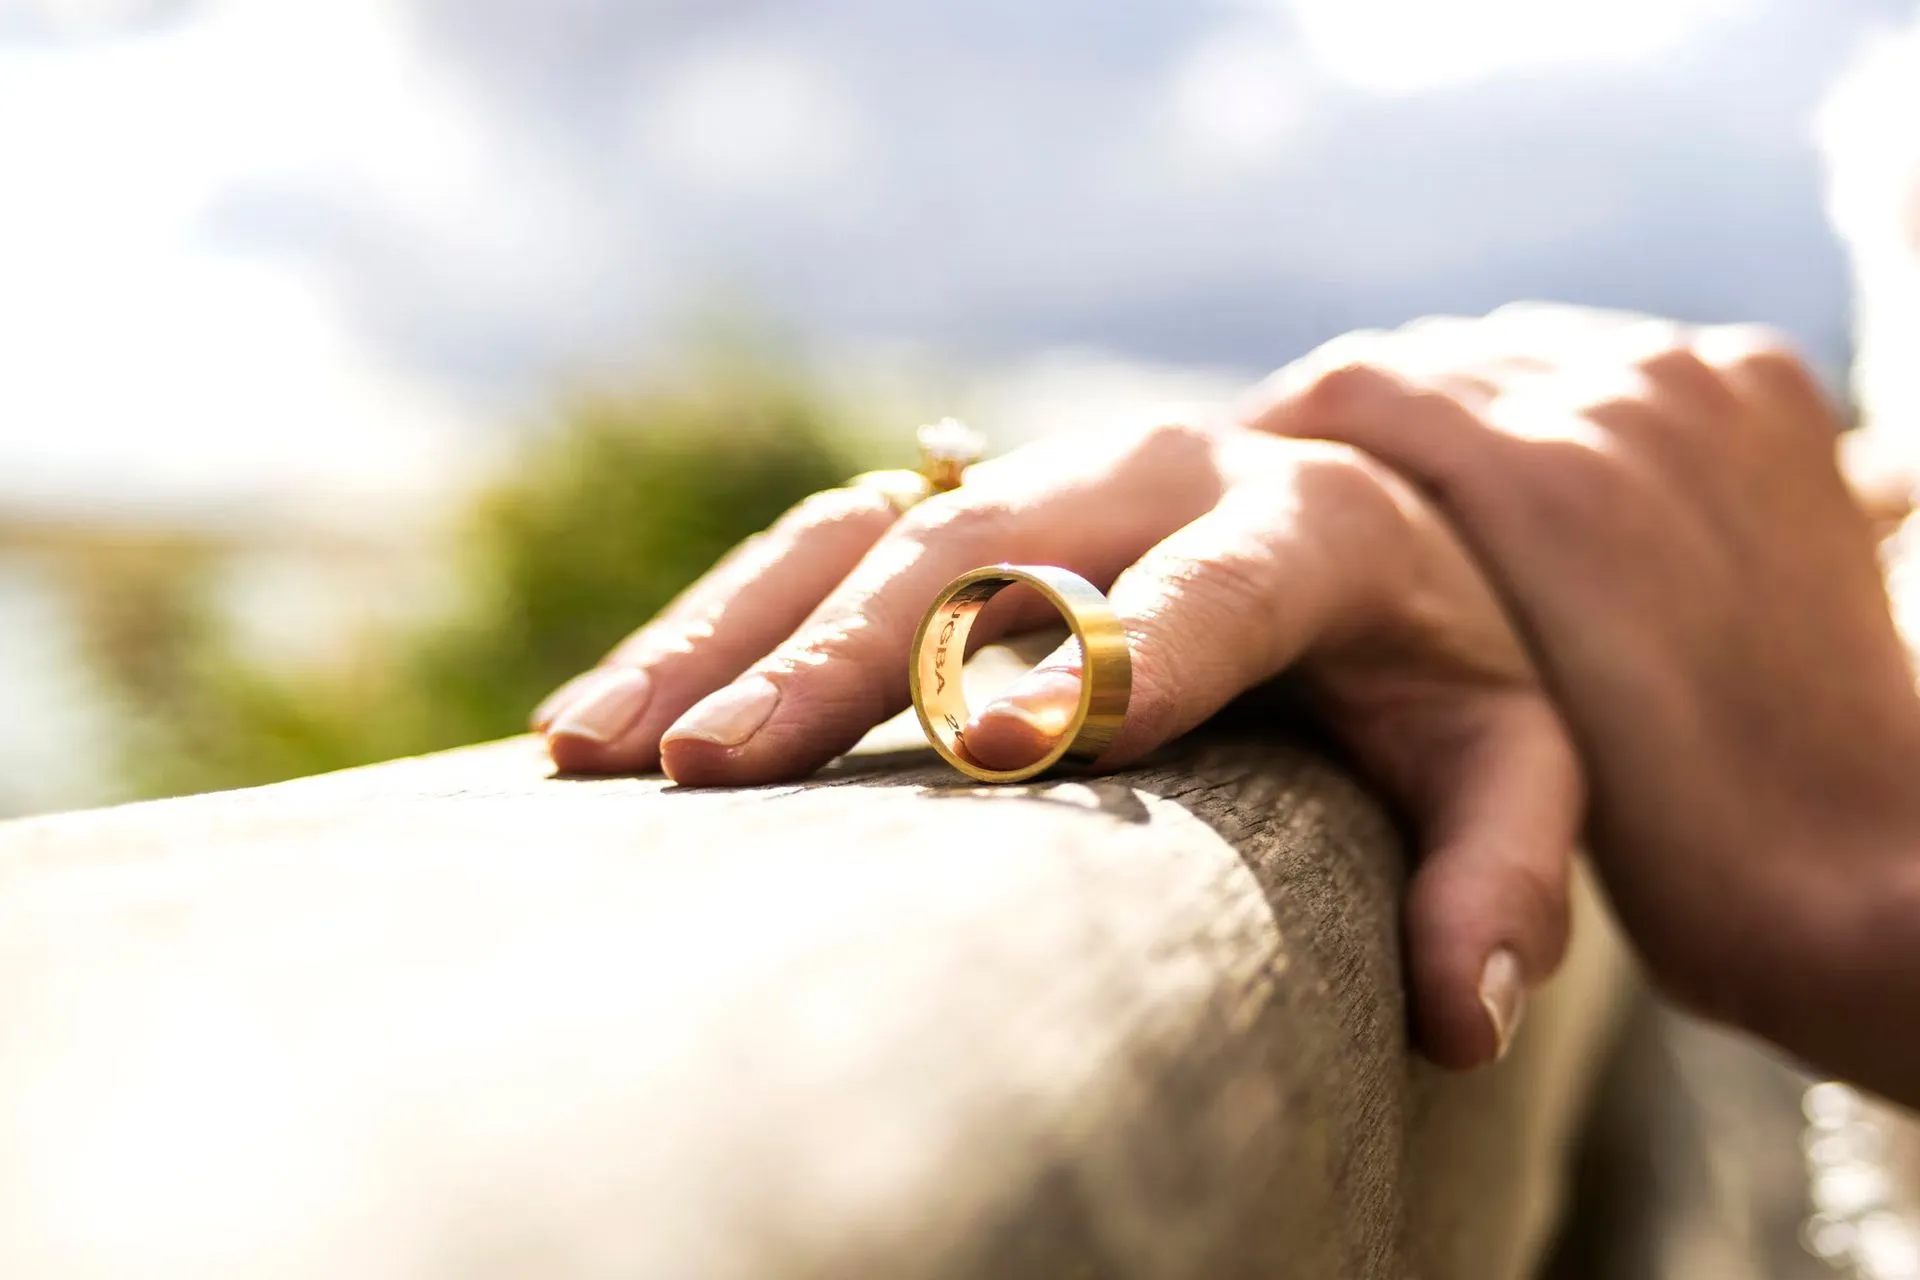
[2, 0, 1912, 817]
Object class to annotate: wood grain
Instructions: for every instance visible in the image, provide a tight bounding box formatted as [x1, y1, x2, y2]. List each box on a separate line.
[0, 724, 1629, 1279]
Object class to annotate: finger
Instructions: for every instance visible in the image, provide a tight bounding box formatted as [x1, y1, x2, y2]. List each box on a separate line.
[532, 667, 614, 733]
[1692, 324, 1843, 440]
[530, 521, 810, 734]
[961, 446, 1580, 1072]
[965, 443, 1419, 774]
[1235, 307, 1663, 434]
[531, 527, 802, 735]
[658, 422, 1227, 786]
[541, 485, 900, 773]
[1395, 693, 1579, 1069]
[960, 656, 1083, 772]
[1239, 354, 1560, 561]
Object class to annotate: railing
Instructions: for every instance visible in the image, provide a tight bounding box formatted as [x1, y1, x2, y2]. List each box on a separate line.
[0, 712, 1632, 1278]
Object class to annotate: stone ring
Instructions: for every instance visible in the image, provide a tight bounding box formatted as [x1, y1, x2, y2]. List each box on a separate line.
[850, 418, 987, 514]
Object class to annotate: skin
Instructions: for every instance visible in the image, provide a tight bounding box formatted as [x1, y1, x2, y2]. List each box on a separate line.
[537, 304, 1920, 1102]
[1245, 305, 1920, 1107]
[536, 417, 1578, 1069]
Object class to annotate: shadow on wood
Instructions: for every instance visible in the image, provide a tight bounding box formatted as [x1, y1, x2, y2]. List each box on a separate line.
[0, 726, 1631, 1279]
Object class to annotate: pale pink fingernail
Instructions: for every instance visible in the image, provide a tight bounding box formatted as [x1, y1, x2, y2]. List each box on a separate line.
[664, 675, 781, 748]
[1478, 948, 1525, 1060]
[533, 669, 604, 730]
[970, 669, 1083, 740]
[548, 668, 653, 745]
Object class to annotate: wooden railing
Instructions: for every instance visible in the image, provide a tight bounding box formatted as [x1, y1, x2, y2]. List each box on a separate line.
[0, 713, 1632, 1278]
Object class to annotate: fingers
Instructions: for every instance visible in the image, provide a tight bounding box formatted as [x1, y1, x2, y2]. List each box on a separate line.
[1691, 324, 1845, 445]
[1396, 693, 1579, 1069]
[962, 661, 1084, 773]
[964, 444, 1417, 774]
[538, 485, 901, 773]
[964, 439, 1578, 1071]
[659, 422, 1228, 786]
[1242, 354, 1531, 512]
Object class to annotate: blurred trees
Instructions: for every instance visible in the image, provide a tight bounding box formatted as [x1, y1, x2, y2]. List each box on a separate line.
[79, 363, 874, 798]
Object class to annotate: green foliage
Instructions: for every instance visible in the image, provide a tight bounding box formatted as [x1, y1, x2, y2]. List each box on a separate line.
[83, 364, 872, 798]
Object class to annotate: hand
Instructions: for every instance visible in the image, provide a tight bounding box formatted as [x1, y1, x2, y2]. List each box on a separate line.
[533, 418, 1582, 1068]
[1245, 306, 1920, 1104]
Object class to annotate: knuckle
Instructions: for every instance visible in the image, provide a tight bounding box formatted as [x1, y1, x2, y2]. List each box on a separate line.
[1295, 443, 1405, 508]
[1698, 323, 1801, 373]
[1692, 325, 1842, 443]
[1146, 541, 1279, 625]
[1138, 508, 1312, 648]
[1292, 439, 1425, 537]
[1133, 416, 1217, 457]
[1099, 415, 1219, 471]
[893, 493, 1019, 547]
[781, 486, 896, 539]
[1623, 324, 1710, 383]
[762, 608, 900, 701]
[1291, 357, 1408, 424]
[1284, 450, 1428, 601]
[1695, 325, 1827, 405]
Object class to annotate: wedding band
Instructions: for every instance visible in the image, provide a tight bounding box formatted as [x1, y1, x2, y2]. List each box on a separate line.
[849, 418, 987, 514]
[909, 564, 1131, 784]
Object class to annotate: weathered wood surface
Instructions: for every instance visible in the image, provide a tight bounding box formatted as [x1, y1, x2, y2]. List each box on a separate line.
[0, 724, 1630, 1279]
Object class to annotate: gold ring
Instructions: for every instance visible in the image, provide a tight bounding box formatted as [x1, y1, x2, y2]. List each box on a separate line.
[847, 468, 933, 514]
[849, 418, 987, 514]
[909, 564, 1131, 784]
[913, 417, 985, 493]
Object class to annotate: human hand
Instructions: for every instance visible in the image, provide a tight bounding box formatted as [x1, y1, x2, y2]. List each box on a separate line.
[533, 418, 1581, 1068]
[1245, 306, 1920, 1105]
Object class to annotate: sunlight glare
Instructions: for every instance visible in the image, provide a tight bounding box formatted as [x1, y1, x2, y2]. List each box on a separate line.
[1284, 0, 1752, 96]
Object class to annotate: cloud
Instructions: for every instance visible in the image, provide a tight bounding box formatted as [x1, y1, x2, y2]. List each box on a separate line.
[0, 0, 190, 41]
[1163, 27, 1316, 170]
[0, 0, 480, 510]
[632, 41, 873, 206]
[1282, 0, 1755, 97]
[0, 0, 1902, 516]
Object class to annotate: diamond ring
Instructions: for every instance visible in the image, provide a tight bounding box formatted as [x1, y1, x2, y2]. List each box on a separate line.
[850, 417, 987, 513]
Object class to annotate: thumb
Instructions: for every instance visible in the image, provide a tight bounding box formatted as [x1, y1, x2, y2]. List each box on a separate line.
[1376, 691, 1579, 1069]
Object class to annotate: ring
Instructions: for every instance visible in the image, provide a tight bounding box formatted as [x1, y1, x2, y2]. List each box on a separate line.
[909, 564, 1131, 784]
[850, 417, 988, 513]
[913, 417, 985, 493]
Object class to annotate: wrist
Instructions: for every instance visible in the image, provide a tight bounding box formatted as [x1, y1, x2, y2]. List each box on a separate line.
[1744, 827, 1920, 1108]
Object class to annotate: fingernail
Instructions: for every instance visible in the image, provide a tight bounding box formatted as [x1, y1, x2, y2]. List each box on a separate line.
[973, 669, 1083, 740]
[548, 667, 653, 745]
[1479, 948, 1525, 1060]
[665, 675, 781, 749]
[533, 669, 602, 730]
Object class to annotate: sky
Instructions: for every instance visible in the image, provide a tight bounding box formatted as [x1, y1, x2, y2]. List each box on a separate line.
[0, 0, 1914, 514]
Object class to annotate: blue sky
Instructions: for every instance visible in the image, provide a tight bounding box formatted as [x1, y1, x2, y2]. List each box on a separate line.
[0, 0, 1912, 507]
